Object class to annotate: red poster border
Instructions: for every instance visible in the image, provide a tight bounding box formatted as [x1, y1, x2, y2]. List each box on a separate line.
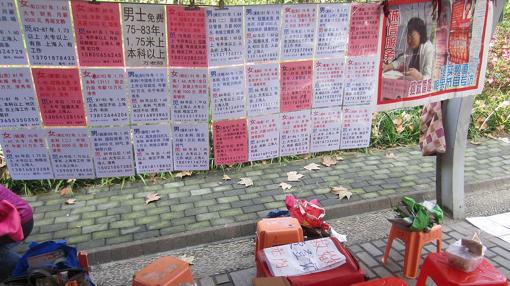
[377, 0, 489, 106]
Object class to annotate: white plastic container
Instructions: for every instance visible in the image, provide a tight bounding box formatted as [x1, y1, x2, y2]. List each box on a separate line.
[446, 240, 485, 272]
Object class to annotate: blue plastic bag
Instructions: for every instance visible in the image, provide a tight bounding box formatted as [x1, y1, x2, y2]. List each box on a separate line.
[12, 240, 95, 286]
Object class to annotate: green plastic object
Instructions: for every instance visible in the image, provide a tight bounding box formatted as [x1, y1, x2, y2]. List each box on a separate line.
[394, 196, 444, 232]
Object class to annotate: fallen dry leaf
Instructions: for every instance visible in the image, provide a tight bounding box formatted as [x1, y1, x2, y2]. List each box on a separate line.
[335, 155, 344, 161]
[59, 187, 73, 197]
[469, 140, 482, 145]
[386, 152, 397, 159]
[222, 174, 231, 181]
[65, 198, 76, 205]
[238, 177, 253, 187]
[279, 182, 292, 190]
[302, 154, 310, 160]
[396, 125, 405, 134]
[287, 171, 304, 182]
[304, 163, 320, 171]
[175, 171, 193, 178]
[145, 193, 160, 204]
[178, 254, 195, 265]
[321, 156, 337, 167]
[330, 186, 352, 200]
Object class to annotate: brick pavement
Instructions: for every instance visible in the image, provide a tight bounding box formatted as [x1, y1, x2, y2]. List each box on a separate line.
[22, 138, 510, 259]
[200, 220, 510, 286]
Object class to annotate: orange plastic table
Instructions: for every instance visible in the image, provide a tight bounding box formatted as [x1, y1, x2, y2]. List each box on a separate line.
[416, 253, 508, 286]
[352, 277, 408, 286]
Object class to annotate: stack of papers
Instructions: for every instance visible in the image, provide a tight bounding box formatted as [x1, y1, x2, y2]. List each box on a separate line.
[263, 238, 346, 277]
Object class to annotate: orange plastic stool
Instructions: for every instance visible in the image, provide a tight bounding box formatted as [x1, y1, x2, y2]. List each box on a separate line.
[255, 217, 303, 253]
[416, 253, 507, 286]
[132, 256, 194, 286]
[352, 277, 408, 286]
[382, 224, 442, 278]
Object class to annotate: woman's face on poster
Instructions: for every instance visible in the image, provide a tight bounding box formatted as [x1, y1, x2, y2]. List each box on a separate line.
[407, 30, 421, 49]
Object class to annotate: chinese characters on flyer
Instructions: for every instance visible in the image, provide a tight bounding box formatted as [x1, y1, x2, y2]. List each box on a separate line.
[133, 124, 174, 174]
[19, 0, 76, 66]
[47, 128, 94, 179]
[0, 0, 26, 65]
[122, 4, 166, 66]
[0, 1, 492, 179]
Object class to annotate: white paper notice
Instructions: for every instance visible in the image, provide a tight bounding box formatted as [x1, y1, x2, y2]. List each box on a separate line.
[344, 56, 378, 106]
[281, 5, 317, 60]
[121, 4, 166, 67]
[81, 69, 129, 126]
[245, 6, 281, 63]
[127, 68, 170, 123]
[311, 107, 342, 153]
[248, 114, 279, 161]
[206, 7, 244, 66]
[313, 58, 346, 108]
[173, 123, 209, 171]
[280, 110, 311, 156]
[133, 124, 173, 174]
[0, 129, 53, 180]
[170, 68, 209, 122]
[210, 66, 246, 121]
[340, 107, 373, 149]
[0, 68, 40, 128]
[47, 128, 94, 179]
[246, 63, 280, 116]
[90, 127, 134, 178]
[264, 238, 346, 277]
[19, 0, 76, 66]
[0, 0, 26, 65]
[316, 4, 351, 58]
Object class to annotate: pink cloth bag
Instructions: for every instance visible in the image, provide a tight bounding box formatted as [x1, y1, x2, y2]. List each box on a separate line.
[0, 200, 24, 241]
[419, 102, 447, 156]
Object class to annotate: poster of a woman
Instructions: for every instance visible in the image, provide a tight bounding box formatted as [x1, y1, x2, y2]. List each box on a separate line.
[379, 1, 436, 102]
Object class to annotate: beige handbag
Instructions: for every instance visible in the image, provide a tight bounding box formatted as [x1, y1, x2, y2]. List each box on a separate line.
[419, 102, 447, 156]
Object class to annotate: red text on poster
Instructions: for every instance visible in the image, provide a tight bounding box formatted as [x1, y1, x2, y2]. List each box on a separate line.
[167, 6, 208, 67]
[32, 68, 86, 127]
[213, 119, 248, 166]
[348, 3, 380, 56]
[280, 61, 313, 112]
[72, 2, 124, 67]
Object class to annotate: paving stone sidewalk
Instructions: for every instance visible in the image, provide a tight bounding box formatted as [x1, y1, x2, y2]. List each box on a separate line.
[23, 138, 510, 255]
[198, 220, 510, 286]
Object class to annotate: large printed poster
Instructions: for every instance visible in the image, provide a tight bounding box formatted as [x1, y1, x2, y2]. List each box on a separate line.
[0, 2, 494, 180]
[378, 0, 490, 110]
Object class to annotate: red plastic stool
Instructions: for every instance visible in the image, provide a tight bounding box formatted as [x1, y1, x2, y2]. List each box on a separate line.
[382, 224, 442, 278]
[352, 277, 408, 286]
[416, 253, 508, 286]
[78, 251, 90, 273]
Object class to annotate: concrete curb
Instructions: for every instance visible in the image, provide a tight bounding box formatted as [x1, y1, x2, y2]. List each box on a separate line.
[86, 176, 510, 265]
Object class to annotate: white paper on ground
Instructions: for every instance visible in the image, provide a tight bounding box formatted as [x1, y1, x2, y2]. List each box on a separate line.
[263, 238, 346, 277]
[467, 213, 510, 244]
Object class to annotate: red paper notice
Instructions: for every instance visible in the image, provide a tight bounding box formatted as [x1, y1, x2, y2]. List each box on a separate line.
[213, 119, 248, 166]
[167, 6, 208, 67]
[72, 2, 124, 67]
[280, 61, 313, 112]
[32, 68, 86, 126]
[348, 3, 380, 56]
